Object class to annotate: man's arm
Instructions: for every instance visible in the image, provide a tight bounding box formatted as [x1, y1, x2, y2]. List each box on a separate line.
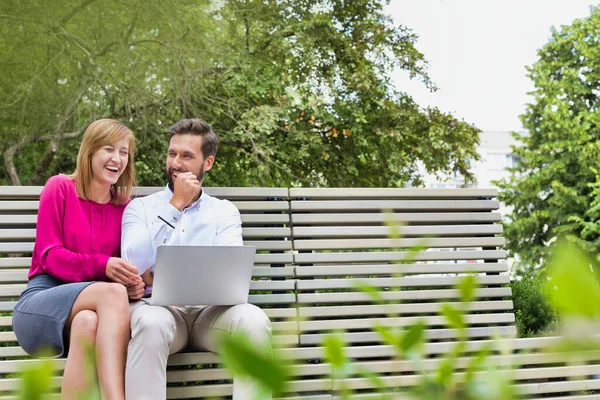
[215, 201, 243, 246]
[121, 198, 183, 274]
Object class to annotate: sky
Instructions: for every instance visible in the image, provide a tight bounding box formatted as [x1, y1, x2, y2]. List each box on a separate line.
[385, 0, 599, 133]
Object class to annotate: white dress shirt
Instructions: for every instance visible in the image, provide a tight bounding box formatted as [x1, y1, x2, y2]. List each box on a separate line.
[121, 186, 243, 276]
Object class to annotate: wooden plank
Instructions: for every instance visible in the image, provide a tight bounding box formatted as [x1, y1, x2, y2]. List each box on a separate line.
[292, 212, 502, 225]
[293, 237, 505, 250]
[242, 228, 291, 238]
[0, 215, 37, 225]
[234, 201, 289, 211]
[333, 364, 600, 391]
[292, 225, 503, 237]
[297, 287, 513, 303]
[289, 188, 498, 199]
[291, 351, 600, 376]
[296, 275, 509, 291]
[254, 253, 293, 264]
[0, 243, 33, 253]
[294, 263, 509, 277]
[0, 201, 39, 211]
[294, 249, 507, 264]
[300, 326, 518, 345]
[298, 301, 514, 318]
[0, 186, 44, 198]
[248, 293, 296, 304]
[0, 229, 35, 240]
[299, 313, 516, 331]
[0, 258, 31, 268]
[241, 214, 289, 224]
[291, 200, 500, 212]
[245, 241, 292, 251]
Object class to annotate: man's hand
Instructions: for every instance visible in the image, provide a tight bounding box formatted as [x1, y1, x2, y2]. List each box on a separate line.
[170, 172, 201, 211]
[106, 257, 139, 285]
[126, 275, 145, 300]
[141, 268, 154, 286]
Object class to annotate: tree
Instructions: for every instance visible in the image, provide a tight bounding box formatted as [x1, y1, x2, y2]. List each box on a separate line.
[497, 5, 600, 275]
[0, 0, 480, 187]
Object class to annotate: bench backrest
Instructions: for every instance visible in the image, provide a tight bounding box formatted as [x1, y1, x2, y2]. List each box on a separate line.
[0, 186, 297, 357]
[288, 188, 514, 347]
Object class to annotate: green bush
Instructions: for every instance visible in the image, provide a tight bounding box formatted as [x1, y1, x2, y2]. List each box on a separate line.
[511, 275, 557, 337]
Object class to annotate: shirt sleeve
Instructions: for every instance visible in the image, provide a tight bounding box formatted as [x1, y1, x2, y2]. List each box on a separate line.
[37, 177, 110, 282]
[121, 198, 182, 274]
[215, 201, 243, 246]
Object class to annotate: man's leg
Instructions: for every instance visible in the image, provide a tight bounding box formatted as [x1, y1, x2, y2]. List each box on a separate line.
[126, 301, 188, 400]
[189, 304, 272, 400]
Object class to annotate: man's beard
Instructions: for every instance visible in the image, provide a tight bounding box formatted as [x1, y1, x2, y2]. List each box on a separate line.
[166, 165, 206, 192]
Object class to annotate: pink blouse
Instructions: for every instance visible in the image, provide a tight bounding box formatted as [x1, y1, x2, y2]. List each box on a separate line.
[29, 175, 127, 282]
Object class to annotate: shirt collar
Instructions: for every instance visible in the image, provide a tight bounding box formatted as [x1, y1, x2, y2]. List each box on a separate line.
[163, 185, 208, 210]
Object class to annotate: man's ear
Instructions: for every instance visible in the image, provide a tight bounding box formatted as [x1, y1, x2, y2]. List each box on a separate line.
[205, 155, 215, 171]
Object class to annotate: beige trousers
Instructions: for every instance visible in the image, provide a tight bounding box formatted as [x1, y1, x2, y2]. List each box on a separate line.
[125, 300, 272, 400]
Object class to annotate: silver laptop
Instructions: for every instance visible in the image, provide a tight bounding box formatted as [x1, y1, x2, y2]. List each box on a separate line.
[151, 245, 256, 306]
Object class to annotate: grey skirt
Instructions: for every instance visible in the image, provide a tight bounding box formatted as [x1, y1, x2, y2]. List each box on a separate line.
[12, 274, 96, 357]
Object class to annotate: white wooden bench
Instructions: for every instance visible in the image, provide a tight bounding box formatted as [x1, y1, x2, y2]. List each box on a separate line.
[0, 186, 598, 399]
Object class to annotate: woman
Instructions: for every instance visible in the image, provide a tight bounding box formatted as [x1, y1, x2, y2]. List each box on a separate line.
[12, 119, 144, 400]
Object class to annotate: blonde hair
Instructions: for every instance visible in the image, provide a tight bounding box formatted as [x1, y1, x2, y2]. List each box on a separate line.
[71, 119, 136, 205]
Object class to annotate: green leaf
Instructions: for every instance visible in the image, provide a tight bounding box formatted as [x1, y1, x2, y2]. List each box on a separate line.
[219, 332, 288, 395]
[354, 282, 386, 305]
[323, 334, 347, 369]
[374, 324, 396, 347]
[399, 321, 426, 355]
[441, 304, 465, 331]
[17, 359, 53, 400]
[459, 274, 477, 304]
[435, 359, 454, 386]
[547, 237, 600, 318]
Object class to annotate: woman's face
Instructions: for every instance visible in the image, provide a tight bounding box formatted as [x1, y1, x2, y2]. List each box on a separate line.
[90, 136, 130, 187]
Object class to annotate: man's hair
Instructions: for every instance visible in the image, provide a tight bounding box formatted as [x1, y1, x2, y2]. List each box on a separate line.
[167, 118, 219, 159]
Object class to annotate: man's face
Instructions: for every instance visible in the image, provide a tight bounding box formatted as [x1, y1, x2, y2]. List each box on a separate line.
[166, 133, 214, 191]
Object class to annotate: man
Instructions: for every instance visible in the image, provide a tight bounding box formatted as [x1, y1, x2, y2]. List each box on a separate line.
[121, 118, 272, 400]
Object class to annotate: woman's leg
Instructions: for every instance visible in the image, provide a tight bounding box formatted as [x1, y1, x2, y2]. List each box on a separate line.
[64, 282, 130, 400]
[62, 310, 98, 399]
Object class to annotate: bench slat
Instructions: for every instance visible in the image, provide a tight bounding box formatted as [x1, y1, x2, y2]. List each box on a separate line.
[294, 250, 506, 263]
[299, 313, 516, 331]
[297, 287, 512, 303]
[294, 263, 509, 276]
[298, 301, 514, 317]
[296, 275, 509, 290]
[293, 237, 505, 250]
[292, 212, 502, 225]
[300, 326, 518, 345]
[293, 225, 503, 237]
[291, 200, 500, 212]
[289, 188, 498, 199]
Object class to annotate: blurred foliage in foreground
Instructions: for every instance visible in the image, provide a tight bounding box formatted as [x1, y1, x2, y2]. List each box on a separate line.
[0, 0, 480, 188]
[14, 236, 600, 399]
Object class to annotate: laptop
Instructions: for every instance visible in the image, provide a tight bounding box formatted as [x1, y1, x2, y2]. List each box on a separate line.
[151, 245, 256, 306]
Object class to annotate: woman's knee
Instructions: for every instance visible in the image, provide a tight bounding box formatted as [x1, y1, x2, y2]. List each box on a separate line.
[97, 283, 129, 308]
[70, 310, 98, 343]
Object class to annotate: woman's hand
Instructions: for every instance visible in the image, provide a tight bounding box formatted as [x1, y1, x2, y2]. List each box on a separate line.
[106, 257, 139, 285]
[126, 275, 145, 300]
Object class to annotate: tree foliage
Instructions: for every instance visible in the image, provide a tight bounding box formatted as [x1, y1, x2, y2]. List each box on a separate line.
[0, 0, 480, 187]
[497, 6, 600, 274]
